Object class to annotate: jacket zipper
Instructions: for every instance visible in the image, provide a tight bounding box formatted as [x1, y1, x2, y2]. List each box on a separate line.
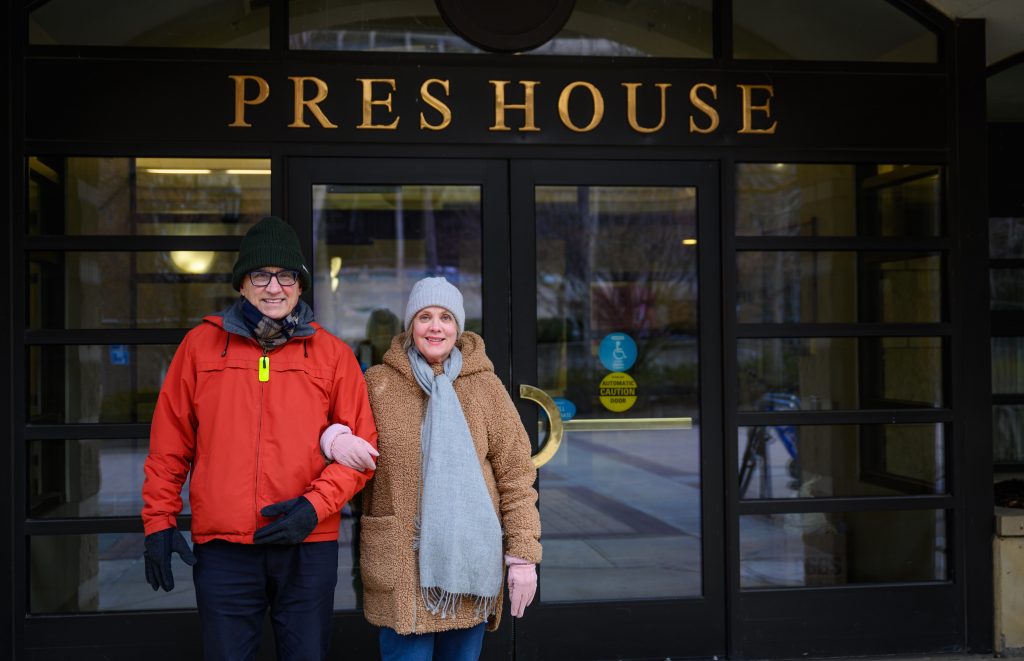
[254, 346, 268, 533]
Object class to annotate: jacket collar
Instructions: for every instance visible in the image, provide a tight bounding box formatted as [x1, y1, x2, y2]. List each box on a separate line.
[382, 330, 493, 382]
[205, 297, 318, 340]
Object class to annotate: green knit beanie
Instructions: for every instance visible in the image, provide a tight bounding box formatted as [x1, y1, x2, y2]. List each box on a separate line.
[231, 216, 311, 291]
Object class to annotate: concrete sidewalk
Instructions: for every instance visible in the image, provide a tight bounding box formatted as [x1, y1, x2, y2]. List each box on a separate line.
[821, 656, 994, 661]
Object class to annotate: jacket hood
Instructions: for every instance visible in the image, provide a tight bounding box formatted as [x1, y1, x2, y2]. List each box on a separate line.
[381, 330, 494, 382]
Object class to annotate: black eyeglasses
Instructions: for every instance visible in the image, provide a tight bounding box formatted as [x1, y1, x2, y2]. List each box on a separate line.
[248, 270, 299, 287]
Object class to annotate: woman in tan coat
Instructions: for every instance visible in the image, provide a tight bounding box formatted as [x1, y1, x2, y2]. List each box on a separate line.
[321, 276, 541, 660]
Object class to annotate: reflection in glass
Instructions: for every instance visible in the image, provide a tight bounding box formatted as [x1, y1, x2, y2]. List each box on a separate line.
[988, 63, 1024, 122]
[290, 0, 713, 57]
[30, 528, 364, 613]
[994, 405, 1024, 464]
[312, 184, 481, 369]
[536, 185, 701, 602]
[738, 337, 944, 411]
[993, 338, 1024, 395]
[990, 218, 1024, 258]
[30, 533, 197, 613]
[740, 509, 947, 588]
[867, 166, 942, 236]
[28, 345, 177, 424]
[736, 164, 941, 237]
[28, 157, 270, 235]
[290, 0, 467, 52]
[738, 424, 945, 500]
[29, 1, 269, 48]
[29, 251, 237, 330]
[991, 269, 1024, 312]
[733, 0, 937, 62]
[737, 251, 942, 323]
[28, 439, 192, 518]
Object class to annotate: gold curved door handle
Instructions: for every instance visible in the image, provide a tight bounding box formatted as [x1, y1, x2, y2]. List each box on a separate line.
[519, 384, 564, 468]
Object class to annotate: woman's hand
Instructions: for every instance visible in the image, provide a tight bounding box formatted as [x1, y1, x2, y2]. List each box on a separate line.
[506, 555, 537, 617]
[320, 423, 379, 471]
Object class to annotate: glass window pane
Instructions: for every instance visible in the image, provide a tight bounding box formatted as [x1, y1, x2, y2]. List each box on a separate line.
[740, 509, 947, 588]
[529, 0, 713, 57]
[311, 184, 481, 364]
[535, 185, 701, 602]
[866, 166, 942, 236]
[29, 1, 269, 48]
[736, 164, 942, 237]
[28, 157, 270, 235]
[988, 62, 1024, 122]
[29, 251, 237, 330]
[991, 269, 1024, 312]
[737, 251, 942, 323]
[30, 533, 197, 613]
[738, 424, 946, 500]
[738, 337, 944, 411]
[733, 0, 937, 63]
[290, 0, 713, 57]
[990, 217, 1024, 258]
[30, 523, 365, 613]
[994, 405, 1024, 464]
[28, 345, 177, 424]
[993, 337, 1024, 395]
[28, 439, 192, 518]
[290, 0, 470, 53]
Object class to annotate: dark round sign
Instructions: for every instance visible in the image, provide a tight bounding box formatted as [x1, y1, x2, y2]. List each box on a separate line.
[435, 0, 576, 53]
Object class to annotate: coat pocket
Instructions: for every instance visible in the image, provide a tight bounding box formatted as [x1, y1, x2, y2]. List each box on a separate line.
[359, 514, 400, 591]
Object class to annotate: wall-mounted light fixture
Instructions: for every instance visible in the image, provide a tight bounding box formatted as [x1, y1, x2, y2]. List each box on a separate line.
[330, 256, 343, 292]
[170, 251, 216, 274]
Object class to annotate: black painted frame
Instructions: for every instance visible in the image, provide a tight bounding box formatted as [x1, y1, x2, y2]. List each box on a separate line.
[6, 1, 993, 659]
[509, 159, 724, 661]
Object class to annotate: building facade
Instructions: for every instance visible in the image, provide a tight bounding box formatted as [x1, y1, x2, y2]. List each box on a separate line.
[4, 1, 1008, 659]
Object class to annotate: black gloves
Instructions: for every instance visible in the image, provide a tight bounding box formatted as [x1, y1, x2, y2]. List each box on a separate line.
[144, 527, 197, 591]
[253, 496, 318, 544]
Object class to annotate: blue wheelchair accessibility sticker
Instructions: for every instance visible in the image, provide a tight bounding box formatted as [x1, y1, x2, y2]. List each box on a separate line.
[599, 332, 637, 372]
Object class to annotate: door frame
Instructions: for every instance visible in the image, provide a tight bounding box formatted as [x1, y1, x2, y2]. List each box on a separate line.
[287, 157, 514, 659]
[509, 159, 725, 660]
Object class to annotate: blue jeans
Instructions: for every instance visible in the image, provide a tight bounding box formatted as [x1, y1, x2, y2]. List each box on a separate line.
[193, 540, 339, 661]
[379, 623, 487, 661]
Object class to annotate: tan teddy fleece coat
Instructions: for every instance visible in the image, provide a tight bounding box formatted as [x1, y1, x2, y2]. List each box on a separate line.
[361, 331, 542, 635]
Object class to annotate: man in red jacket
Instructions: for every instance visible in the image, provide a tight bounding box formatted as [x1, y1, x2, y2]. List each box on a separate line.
[141, 216, 378, 660]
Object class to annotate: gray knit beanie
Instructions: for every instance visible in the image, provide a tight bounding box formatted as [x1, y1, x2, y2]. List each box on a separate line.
[231, 216, 312, 291]
[404, 277, 465, 334]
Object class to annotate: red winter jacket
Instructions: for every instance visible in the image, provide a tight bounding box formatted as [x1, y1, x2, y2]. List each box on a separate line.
[141, 314, 377, 544]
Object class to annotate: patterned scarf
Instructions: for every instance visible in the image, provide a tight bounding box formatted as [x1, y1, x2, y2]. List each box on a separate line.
[239, 298, 301, 351]
[408, 345, 503, 620]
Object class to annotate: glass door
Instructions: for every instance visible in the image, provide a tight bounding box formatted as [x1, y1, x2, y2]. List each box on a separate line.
[510, 161, 724, 660]
[289, 158, 513, 660]
[290, 157, 723, 660]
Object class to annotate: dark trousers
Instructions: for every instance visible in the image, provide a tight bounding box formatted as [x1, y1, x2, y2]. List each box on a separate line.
[193, 540, 339, 661]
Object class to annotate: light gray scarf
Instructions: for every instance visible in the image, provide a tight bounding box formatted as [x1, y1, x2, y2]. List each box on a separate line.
[408, 345, 503, 620]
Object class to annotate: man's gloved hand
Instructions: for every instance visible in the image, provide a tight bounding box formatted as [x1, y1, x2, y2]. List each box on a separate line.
[253, 496, 318, 544]
[320, 423, 378, 471]
[506, 555, 537, 617]
[144, 527, 197, 592]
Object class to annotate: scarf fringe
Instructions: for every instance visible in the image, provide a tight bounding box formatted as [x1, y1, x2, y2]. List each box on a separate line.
[421, 587, 498, 621]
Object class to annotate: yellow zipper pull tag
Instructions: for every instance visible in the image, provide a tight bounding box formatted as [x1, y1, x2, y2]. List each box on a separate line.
[259, 354, 270, 382]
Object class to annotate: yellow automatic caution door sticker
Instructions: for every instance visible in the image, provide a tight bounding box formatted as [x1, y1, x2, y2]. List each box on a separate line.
[599, 372, 637, 412]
